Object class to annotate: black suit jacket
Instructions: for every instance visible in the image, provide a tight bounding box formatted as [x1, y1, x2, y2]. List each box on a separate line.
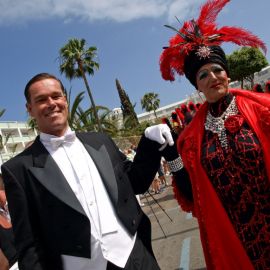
[1, 132, 161, 270]
[0, 226, 17, 266]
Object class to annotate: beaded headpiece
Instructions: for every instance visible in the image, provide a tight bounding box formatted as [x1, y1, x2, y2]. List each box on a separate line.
[160, 0, 266, 86]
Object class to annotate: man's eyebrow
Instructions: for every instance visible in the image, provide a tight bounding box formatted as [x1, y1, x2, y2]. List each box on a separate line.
[34, 94, 46, 99]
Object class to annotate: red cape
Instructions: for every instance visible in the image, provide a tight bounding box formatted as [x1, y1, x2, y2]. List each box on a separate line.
[174, 89, 270, 270]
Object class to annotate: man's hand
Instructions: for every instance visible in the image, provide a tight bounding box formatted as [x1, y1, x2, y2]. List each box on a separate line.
[145, 124, 174, 151]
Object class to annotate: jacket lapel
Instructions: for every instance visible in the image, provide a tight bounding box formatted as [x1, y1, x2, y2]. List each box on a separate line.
[79, 139, 118, 206]
[29, 137, 86, 216]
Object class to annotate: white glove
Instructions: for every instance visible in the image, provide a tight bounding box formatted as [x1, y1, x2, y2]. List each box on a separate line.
[144, 124, 174, 151]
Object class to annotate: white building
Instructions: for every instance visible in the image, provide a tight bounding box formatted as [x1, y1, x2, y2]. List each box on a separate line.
[137, 90, 204, 123]
[229, 65, 270, 89]
[109, 90, 204, 126]
[0, 121, 37, 165]
[137, 99, 188, 123]
[109, 108, 123, 129]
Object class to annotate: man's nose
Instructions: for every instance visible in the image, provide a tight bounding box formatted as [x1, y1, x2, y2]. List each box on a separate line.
[47, 97, 56, 106]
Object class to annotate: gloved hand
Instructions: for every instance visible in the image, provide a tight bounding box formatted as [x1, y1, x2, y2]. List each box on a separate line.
[144, 124, 174, 151]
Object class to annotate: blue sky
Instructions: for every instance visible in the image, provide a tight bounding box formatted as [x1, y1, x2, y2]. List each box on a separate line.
[0, 0, 269, 121]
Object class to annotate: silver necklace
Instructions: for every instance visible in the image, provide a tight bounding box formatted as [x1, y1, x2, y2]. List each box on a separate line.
[204, 96, 238, 149]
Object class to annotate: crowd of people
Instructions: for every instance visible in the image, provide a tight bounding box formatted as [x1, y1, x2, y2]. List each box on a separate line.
[123, 146, 169, 196]
[253, 82, 270, 93]
[1, 0, 270, 269]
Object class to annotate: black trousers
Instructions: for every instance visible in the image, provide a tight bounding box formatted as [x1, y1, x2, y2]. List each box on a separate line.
[106, 237, 160, 270]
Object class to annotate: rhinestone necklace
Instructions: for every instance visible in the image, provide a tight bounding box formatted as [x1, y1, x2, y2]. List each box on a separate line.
[204, 96, 238, 149]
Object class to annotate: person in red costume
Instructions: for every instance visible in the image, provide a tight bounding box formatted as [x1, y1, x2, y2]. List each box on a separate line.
[158, 0, 270, 269]
[265, 80, 270, 93]
[253, 83, 264, 93]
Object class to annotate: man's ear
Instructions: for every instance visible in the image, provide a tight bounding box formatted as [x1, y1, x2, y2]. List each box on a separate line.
[26, 103, 33, 117]
[65, 96, 68, 107]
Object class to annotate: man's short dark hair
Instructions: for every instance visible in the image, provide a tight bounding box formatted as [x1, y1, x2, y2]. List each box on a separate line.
[24, 73, 65, 103]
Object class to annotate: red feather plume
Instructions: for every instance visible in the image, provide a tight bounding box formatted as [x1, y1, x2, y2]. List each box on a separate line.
[217, 26, 267, 53]
[160, 0, 267, 81]
[198, 0, 229, 26]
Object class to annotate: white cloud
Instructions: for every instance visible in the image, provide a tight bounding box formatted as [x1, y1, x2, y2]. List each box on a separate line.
[0, 0, 204, 25]
[167, 0, 204, 23]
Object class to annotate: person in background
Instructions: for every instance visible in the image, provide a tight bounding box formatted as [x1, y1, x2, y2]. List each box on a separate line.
[265, 80, 270, 93]
[187, 101, 197, 118]
[195, 103, 202, 110]
[159, 0, 270, 269]
[0, 175, 18, 270]
[179, 104, 193, 126]
[161, 157, 170, 176]
[124, 148, 144, 207]
[157, 163, 168, 188]
[170, 112, 183, 136]
[253, 83, 264, 93]
[129, 144, 137, 154]
[150, 175, 161, 195]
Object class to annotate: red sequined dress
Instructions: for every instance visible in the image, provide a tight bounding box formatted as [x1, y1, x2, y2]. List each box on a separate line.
[201, 93, 270, 270]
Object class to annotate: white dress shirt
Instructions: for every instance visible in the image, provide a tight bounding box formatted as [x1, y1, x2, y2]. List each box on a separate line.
[40, 129, 136, 270]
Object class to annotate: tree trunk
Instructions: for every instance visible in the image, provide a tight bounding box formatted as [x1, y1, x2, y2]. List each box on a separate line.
[241, 79, 244, 89]
[250, 74, 255, 89]
[79, 62, 103, 132]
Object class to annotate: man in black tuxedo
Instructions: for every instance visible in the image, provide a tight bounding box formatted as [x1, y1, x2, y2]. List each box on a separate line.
[1, 73, 174, 270]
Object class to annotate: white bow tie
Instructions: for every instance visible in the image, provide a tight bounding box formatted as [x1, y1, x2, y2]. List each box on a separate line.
[47, 132, 76, 150]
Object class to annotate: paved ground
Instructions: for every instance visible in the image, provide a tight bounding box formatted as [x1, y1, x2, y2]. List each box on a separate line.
[140, 176, 206, 270]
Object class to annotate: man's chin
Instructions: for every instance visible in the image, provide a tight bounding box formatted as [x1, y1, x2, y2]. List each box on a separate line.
[42, 123, 68, 136]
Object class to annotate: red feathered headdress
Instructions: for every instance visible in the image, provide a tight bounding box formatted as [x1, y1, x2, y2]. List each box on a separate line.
[175, 107, 185, 120]
[160, 0, 266, 82]
[188, 101, 196, 111]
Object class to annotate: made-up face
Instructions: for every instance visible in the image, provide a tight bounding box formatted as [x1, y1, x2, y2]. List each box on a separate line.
[196, 63, 230, 103]
[26, 78, 68, 136]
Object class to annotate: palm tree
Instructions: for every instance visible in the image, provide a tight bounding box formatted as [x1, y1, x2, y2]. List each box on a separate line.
[141, 92, 160, 119]
[27, 117, 38, 132]
[59, 38, 102, 132]
[0, 109, 14, 154]
[65, 88, 118, 134]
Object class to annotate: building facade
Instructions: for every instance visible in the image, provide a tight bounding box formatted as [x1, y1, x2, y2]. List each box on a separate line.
[109, 90, 204, 127]
[0, 121, 37, 165]
[137, 90, 204, 123]
[229, 65, 270, 89]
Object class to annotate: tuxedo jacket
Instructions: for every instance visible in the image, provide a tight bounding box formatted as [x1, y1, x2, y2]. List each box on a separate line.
[2, 132, 162, 270]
